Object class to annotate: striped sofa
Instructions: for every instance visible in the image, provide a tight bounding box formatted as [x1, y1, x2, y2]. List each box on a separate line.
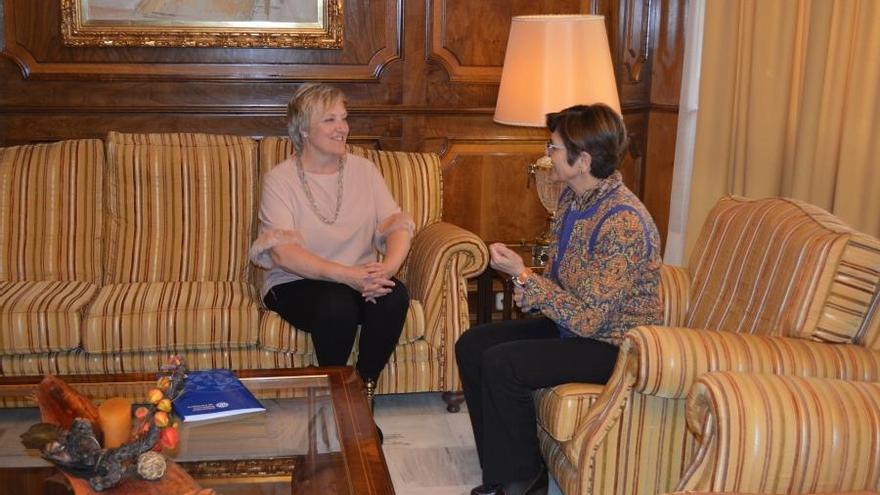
[0, 134, 488, 398]
[535, 196, 880, 495]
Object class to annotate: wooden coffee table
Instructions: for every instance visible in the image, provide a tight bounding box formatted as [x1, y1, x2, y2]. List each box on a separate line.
[0, 366, 393, 494]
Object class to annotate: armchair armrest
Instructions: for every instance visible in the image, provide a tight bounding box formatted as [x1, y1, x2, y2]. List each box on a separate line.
[676, 372, 880, 494]
[565, 326, 880, 467]
[628, 326, 880, 399]
[535, 383, 604, 442]
[405, 221, 488, 388]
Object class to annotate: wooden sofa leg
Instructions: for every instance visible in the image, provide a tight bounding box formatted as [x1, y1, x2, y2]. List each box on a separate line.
[442, 391, 465, 413]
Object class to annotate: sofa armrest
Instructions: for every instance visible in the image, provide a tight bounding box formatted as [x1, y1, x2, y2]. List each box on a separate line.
[676, 372, 880, 494]
[406, 221, 488, 387]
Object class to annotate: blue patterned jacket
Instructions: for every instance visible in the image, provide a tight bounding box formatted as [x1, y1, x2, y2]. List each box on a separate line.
[520, 171, 662, 345]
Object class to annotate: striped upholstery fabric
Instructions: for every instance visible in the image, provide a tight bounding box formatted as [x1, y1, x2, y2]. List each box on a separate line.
[687, 196, 880, 345]
[538, 326, 880, 495]
[0, 139, 104, 354]
[630, 326, 880, 399]
[404, 221, 488, 390]
[0, 281, 97, 353]
[104, 132, 259, 283]
[0, 140, 104, 283]
[534, 383, 603, 442]
[678, 373, 880, 494]
[659, 264, 690, 327]
[82, 281, 260, 353]
[91, 133, 262, 356]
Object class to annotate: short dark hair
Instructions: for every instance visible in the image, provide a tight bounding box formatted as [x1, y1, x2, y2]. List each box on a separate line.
[545, 104, 628, 179]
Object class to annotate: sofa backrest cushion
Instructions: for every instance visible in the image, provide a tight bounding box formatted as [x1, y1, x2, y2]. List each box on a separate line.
[687, 196, 880, 346]
[0, 139, 104, 283]
[258, 137, 443, 232]
[104, 132, 259, 283]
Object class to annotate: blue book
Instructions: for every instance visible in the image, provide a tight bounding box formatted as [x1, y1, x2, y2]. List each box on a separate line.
[173, 369, 265, 422]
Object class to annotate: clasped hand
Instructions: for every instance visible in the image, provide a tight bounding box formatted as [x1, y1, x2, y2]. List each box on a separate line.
[346, 262, 395, 303]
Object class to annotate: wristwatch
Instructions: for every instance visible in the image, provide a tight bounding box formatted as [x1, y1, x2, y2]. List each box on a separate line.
[511, 269, 530, 287]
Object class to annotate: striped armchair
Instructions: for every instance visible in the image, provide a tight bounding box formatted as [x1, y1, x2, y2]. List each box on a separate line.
[0, 135, 487, 399]
[535, 196, 880, 495]
[671, 372, 880, 494]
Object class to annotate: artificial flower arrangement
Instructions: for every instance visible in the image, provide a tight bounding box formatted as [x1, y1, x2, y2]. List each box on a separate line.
[19, 356, 206, 493]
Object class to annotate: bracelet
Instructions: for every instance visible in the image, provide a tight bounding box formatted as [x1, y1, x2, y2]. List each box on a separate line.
[511, 269, 530, 287]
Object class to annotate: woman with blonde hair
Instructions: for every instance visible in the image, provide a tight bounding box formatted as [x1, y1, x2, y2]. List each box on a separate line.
[250, 83, 413, 398]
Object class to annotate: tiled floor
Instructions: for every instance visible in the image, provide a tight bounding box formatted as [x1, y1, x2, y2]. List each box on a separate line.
[374, 393, 562, 495]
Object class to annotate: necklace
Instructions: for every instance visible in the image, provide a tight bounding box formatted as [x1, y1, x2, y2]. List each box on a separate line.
[296, 154, 346, 225]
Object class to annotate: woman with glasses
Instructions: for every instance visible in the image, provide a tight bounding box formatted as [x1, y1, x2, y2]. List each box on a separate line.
[456, 103, 662, 495]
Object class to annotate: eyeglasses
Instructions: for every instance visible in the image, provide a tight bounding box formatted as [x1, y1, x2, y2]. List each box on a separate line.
[545, 141, 565, 155]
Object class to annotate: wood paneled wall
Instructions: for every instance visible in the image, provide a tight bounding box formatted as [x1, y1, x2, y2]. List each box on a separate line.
[0, 0, 685, 247]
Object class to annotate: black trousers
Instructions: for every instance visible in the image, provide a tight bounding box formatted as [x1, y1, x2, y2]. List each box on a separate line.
[455, 317, 619, 485]
[264, 278, 408, 381]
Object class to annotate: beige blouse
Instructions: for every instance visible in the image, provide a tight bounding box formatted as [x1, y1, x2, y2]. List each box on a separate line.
[250, 153, 410, 299]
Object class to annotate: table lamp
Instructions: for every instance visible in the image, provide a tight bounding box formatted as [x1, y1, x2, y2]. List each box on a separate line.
[494, 15, 621, 265]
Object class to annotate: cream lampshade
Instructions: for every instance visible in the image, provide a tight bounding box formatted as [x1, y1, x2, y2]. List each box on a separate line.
[494, 15, 620, 264]
[494, 14, 621, 126]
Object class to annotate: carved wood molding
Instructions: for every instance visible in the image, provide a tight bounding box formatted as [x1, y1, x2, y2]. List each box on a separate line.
[1, 0, 400, 81]
[621, 0, 652, 83]
[425, 0, 502, 83]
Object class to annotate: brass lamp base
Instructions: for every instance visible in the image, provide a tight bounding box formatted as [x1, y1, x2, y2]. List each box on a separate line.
[531, 211, 555, 267]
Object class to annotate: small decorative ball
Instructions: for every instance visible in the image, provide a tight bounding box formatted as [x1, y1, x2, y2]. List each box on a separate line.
[137, 451, 166, 480]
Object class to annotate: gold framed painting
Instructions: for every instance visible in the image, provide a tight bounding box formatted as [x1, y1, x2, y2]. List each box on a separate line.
[60, 0, 344, 48]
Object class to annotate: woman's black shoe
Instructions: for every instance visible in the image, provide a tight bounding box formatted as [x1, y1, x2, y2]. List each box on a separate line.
[502, 466, 548, 495]
[470, 484, 502, 495]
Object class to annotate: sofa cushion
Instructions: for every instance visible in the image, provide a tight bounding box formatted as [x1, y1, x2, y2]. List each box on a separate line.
[0, 139, 104, 283]
[259, 299, 426, 354]
[82, 281, 260, 353]
[0, 281, 98, 354]
[103, 132, 259, 283]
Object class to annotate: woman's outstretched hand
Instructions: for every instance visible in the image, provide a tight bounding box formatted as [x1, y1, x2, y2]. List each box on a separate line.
[488, 243, 526, 278]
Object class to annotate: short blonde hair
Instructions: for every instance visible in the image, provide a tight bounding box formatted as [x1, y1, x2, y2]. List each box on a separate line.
[286, 83, 347, 154]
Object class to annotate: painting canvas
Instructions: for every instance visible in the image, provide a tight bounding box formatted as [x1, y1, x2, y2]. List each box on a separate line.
[61, 0, 343, 48]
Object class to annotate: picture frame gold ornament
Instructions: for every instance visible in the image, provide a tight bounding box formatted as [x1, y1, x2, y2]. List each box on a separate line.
[60, 0, 344, 49]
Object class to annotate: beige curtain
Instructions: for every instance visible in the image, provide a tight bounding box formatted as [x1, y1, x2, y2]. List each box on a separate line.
[683, 0, 880, 260]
